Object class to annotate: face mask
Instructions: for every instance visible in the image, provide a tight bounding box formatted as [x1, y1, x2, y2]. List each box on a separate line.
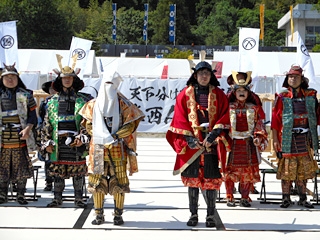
[104, 83, 117, 100]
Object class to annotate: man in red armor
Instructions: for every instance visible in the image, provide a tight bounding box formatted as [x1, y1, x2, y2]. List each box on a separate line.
[224, 71, 268, 207]
[271, 64, 319, 208]
[166, 61, 229, 228]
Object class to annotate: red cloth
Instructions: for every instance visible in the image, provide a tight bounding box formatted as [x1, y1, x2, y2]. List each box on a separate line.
[166, 85, 229, 175]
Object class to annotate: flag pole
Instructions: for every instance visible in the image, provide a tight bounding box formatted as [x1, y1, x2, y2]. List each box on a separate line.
[259, 4, 264, 47]
[290, 5, 294, 43]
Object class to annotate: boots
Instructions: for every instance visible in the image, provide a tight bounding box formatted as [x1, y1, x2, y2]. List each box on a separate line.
[92, 208, 105, 225]
[0, 186, 8, 204]
[113, 208, 124, 225]
[239, 183, 251, 207]
[280, 194, 292, 208]
[240, 198, 251, 207]
[44, 182, 53, 191]
[225, 180, 236, 207]
[92, 192, 105, 225]
[73, 176, 87, 208]
[298, 194, 314, 209]
[47, 178, 64, 207]
[296, 180, 314, 209]
[205, 190, 217, 228]
[16, 180, 28, 205]
[44, 162, 53, 191]
[187, 187, 199, 226]
[226, 197, 236, 207]
[74, 190, 87, 208]
[47, 191, 63, 207]
[113, 193, 125, 225]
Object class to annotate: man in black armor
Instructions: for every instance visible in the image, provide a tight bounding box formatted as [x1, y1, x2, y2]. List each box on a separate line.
[40, 55, 92, 208]
[0, 63, 38, 205]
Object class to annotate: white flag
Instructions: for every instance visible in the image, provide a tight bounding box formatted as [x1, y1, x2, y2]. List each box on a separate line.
[68, 36, 93, 78]
[0, 21, 19, 69]
[238, 27, 260, 72]
[296, 32, 316, 85]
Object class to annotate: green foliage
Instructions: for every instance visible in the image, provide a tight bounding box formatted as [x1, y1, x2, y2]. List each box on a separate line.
[163, 47, 193, 59]
[0, 0, 74, 49]
[116, 7, 145, 44]
[0, 0, 318, 51]
[150, 0, 171, 45]
[311, 44, 320, 52]
[193, 1, 238, 45]
[75, 0, 113, 54]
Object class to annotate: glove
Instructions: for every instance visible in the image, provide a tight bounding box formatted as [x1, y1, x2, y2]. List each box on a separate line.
[205, 128, 223, 144]
[185, 135, 199, 149]
[111, 133, 119, 140]
[76, 134, 90, 144]
[65, 136, 75, 146]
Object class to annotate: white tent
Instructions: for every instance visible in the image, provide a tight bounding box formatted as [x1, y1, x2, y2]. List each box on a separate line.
[18, 49, 98, 77]
[97, 57, 191, 79]
[17, 49, 320, 95]
[15, 49, 320, 133]
[18, 49, 99, 90]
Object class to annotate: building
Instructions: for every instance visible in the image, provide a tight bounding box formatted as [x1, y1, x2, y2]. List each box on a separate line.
[278, 4, 320, 48]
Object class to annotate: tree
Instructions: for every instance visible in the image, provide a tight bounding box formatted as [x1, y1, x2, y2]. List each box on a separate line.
[75, 0, 113, 54]
[0, 0, 74, 49]
[193, 1, 238, 45]
[116, 7, 145, 44]
[261, 8, 286, 46]
[149, 0, 172, 45]
[0, 0, 317, 50]
[149, 0, 195, 45]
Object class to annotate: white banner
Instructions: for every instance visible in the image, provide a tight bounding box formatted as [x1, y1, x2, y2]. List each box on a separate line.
[0, 21, 19, 69]
[296, 32, 316, 85]
[239, 27, 260, 91]
[119, 78, 187, 132]
[69, 36, 93, 78]
[20, 71, 40, 90]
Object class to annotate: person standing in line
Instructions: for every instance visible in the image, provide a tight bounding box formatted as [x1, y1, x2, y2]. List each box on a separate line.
[166, 61, 229, 228]
[271, 64, 319, 209]
[40, 55, 92, 208]
[37, 80, 56, 191]
[224, 71, 268, 207]
[0, 63, 38, 205]
[79, 72, 145, 225]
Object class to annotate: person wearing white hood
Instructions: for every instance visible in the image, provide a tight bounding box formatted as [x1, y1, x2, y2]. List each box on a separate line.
[79, 72, 145, 225]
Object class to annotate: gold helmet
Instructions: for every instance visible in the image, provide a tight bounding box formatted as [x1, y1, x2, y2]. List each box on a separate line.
[51, 54, 84, 92]
[227, 71, 252, 91]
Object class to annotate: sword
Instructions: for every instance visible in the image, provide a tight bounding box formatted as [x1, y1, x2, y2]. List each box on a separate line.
[0, 126, 3, 157]
[119, 138, 125, 166]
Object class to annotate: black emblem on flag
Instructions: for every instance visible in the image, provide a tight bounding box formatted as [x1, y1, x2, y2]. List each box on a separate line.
[72, 48, 86, 60]
[300, 44, 309, 57]
[242, 37, 256, 50]
[0, 35, 14, 49]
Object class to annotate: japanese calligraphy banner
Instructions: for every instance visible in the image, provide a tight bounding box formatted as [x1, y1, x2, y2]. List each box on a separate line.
[238, 27, 260, 72]
[143, 3, 148, 42]
[0, 20, 19, 69]
[169, 4, 175, 43]
[296, 32, 316, 85]
[69, 36, 93, 79]
[112, 3, 117, 41]
[119, 78, 187, 132]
